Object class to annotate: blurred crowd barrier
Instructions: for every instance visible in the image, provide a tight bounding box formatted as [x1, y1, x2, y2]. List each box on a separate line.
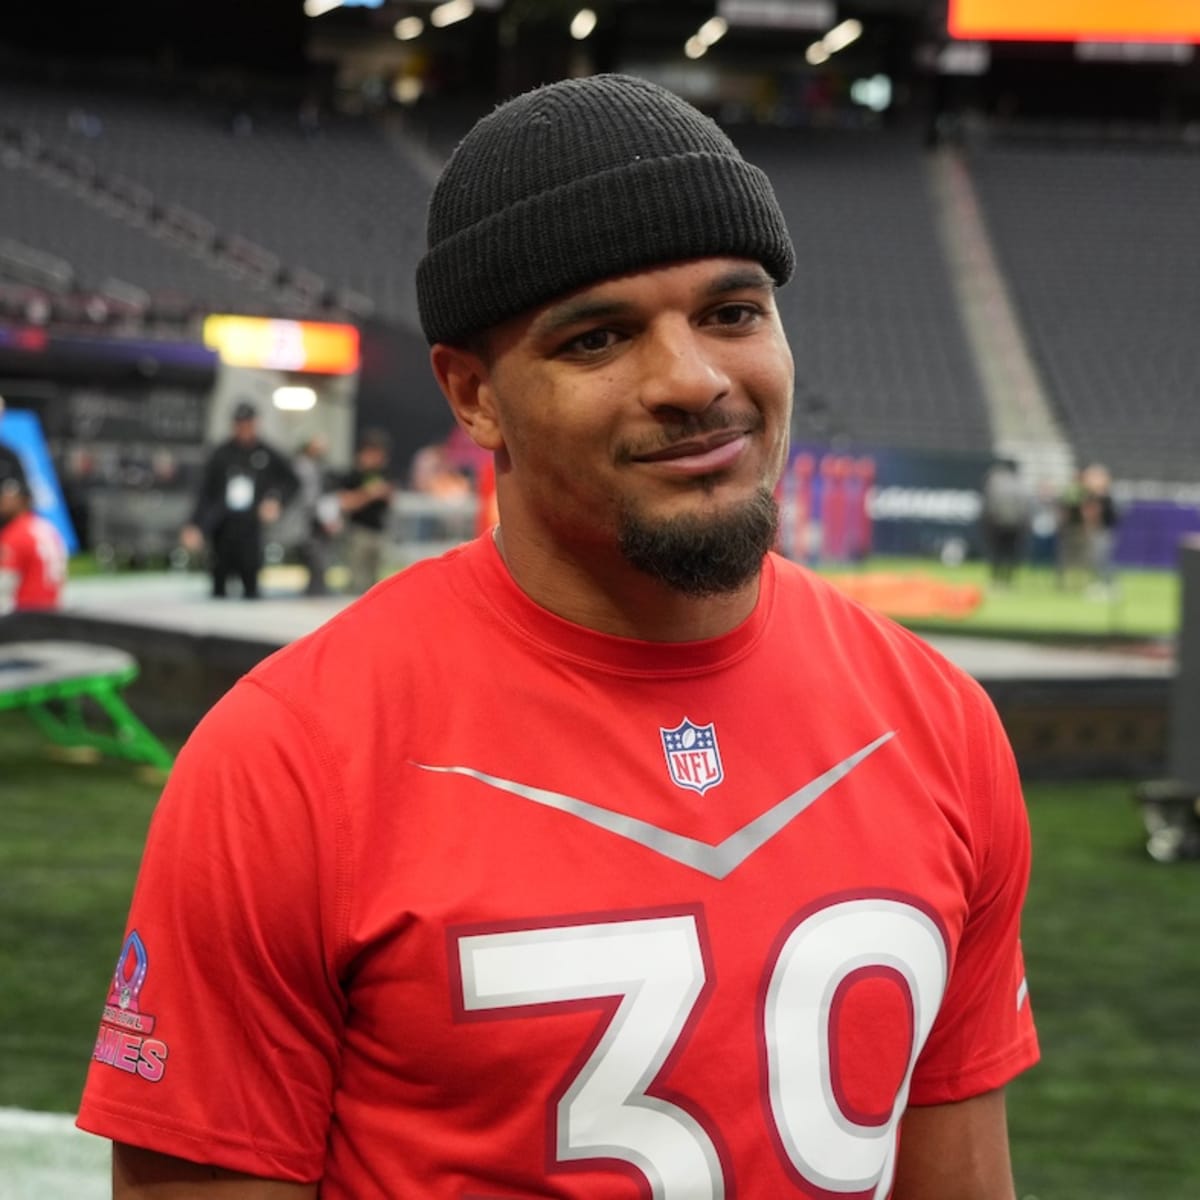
[384, 489, 479, 568]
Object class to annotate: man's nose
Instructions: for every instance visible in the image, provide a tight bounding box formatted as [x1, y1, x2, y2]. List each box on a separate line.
[637, 318, 731, 414]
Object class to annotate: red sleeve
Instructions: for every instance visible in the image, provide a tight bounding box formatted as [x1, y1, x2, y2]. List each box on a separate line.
[76, 677, 350, 1182]
[908, 679, 1040, 1104]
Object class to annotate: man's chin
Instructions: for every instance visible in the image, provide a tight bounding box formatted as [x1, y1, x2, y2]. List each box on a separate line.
[617, 487, 779, 598]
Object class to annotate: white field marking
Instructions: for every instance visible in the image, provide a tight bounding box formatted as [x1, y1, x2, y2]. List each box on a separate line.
[0, 1108, 108, 1200]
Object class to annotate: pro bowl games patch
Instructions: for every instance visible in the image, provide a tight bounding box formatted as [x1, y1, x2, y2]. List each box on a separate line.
[92, 930, 169, 1082]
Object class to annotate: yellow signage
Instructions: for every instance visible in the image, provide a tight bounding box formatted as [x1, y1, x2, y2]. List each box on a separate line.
[203, 316, 360, 375]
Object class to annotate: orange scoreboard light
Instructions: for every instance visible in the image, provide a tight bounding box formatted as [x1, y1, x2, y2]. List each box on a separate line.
[202, 316, 360, 375]
[948, 0, 1200, 43]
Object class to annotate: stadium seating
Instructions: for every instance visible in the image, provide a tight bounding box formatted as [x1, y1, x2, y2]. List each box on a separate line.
[3, 69, 1198, 482]
[0, 136, 252, 315]
[0, 79, 431, 325]
[736, 126, 994, 457]
[966, 138, 1200, 482]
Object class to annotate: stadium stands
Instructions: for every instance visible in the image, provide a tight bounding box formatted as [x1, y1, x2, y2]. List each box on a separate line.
[2, 69, 1198, 484]
[0, 79, 431, 326]
[0, 145, 253, 315]
[967, 138, 1200, 483]
[736, 126, 994, 457]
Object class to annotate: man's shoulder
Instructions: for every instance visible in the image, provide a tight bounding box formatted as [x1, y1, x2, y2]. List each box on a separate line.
[0, 512, 29, 545]
[769, 554, 981, 694]
[251, 543, 482, 687]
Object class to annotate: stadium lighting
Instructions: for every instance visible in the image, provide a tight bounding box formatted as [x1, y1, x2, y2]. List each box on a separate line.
[273, 386, 318, 412]
[392, 76, 424, 104]
[850, 74, 892, 112]
[823, 18, 863, 53]
[394, 16, 424, 40]
[697, 16, 729, 46]
[685, 14, 727, 56]
[430, 0, 474, 27]
[570, 8, 597, 40]
[303, 0, 345, 17]
[806, 17, 862, 64]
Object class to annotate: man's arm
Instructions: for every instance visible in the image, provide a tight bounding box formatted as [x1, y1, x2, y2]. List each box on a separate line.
[189, 447, 226, 532]
[0, 567, 16, 614]
[114, 1143, 318, 1198]
[264, 444, 301, 506]
[337, 478, 391, 514]
[891, 1088, 1016, 1200]
[0, 535, 22, 614]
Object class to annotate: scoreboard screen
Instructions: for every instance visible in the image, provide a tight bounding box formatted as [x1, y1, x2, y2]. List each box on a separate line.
[948, 0, 1200, 43]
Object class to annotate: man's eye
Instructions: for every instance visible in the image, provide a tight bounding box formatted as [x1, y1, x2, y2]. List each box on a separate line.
[564, 328, 617, 355]
[710, 303, 759, 327]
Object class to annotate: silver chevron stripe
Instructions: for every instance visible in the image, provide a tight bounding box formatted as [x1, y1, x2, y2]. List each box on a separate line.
[413, 730, 894, 880]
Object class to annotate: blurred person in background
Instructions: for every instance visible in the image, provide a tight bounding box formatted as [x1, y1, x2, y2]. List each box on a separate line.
[0, 475, 66, 613]
[410, 440, 474, 542]
[1027, 479, 1061, 569]
[337, 428, 395, 593]
[180, 401, 298, 599]
[79, 75, 1037, 1200]
[980, 458, 1032, 588]
[292, 433, 340, 597]
[1055, 468, 1090, 590]
[1080, 462, 1120, 600]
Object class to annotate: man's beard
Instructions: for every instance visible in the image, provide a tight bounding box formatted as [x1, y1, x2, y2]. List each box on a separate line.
[617, 486, 779, 598]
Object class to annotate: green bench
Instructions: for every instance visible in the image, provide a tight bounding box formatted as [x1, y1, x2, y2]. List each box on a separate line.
[0, 641, 173, 772]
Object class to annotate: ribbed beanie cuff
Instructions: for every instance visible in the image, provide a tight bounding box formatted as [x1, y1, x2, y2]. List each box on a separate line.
[417, 74, 795, 346]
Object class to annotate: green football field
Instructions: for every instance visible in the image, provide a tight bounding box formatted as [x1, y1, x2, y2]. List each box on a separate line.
[2, 706, 1198, 1197]
[821, 557, 1180, 640]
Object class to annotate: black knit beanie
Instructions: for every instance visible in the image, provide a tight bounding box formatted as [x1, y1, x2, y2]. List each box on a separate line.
[416, 73, 795, 346]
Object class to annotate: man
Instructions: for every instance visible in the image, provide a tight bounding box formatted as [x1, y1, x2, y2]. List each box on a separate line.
[181, 401, 298, 599]
[980, 458, 1031, 588]
[78, 75, 1038, 1198]
[0, 475, 66, 613]
[336, 428, 395, 593]
[292, 433, 340, 597]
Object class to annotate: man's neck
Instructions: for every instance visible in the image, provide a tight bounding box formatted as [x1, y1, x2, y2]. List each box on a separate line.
[491, 526, 762, 643]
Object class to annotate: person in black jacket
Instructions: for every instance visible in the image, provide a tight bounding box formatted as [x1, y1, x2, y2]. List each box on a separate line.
[182, 402, 298, 598]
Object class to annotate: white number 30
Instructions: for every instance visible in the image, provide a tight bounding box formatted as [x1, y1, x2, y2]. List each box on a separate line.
[458, 899, 948, 1198]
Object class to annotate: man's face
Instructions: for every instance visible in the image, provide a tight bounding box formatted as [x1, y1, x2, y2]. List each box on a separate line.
[233, 418, 257, 445]
[458, 256, 794, 594]
[359, 445, 387, 473]
[0, 485, 22, 522]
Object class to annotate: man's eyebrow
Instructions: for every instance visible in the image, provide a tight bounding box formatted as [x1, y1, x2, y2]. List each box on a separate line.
[706, 265, 776, 296]
[530, 297, 634, 341]
[530, 264, 777, 341]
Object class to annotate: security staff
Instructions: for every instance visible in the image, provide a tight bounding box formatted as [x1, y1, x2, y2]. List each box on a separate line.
[182, 402, 298, 599]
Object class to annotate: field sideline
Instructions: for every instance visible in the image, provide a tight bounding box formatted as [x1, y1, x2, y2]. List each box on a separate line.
[0, 1108, 108, 1200]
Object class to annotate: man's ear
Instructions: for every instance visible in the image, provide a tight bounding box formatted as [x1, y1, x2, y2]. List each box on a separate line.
[429, 343, 505, 452]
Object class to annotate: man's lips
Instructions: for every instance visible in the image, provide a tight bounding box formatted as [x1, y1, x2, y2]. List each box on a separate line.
[631, 430, 750, 475]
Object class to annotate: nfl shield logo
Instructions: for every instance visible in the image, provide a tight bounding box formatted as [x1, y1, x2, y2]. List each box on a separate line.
[660, 718, 724, 795]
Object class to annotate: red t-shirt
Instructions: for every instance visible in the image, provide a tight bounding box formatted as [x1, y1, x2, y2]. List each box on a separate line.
[0, 510, 65, 609]
[77, 536, 1038, 1197]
